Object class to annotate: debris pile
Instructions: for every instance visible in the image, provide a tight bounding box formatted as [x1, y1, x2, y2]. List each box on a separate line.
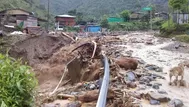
[5, 31, 188, 107]
[9, 34, 72, 65]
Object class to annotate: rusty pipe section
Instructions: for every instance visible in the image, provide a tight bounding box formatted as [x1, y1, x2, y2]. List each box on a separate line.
[96, 55, 110, 107]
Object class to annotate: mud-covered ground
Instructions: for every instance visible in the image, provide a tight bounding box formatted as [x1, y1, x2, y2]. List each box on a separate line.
[118, 32, 189, 106]
[4, 31, 189, 107]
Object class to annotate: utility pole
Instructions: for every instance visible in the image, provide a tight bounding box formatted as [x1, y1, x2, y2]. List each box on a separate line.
[150, 10, 152, 31]
[47, 0, 50, 32]
[150, 2, 152, 31]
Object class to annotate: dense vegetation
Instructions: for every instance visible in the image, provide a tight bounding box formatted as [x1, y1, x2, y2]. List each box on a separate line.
[159, 0, 189, 42]
[108, 22, 149, 31]
[40, 0, 168, 17]
[100, 9, 163, 31]
[0, 54, 37, 107]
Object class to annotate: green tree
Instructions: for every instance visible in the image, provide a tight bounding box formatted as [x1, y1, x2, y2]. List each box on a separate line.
[68, 9, 84, 24]
[68, 9, 77, 15]
[120, 10, 130, 22]
[169, 0, 188, 11]
[169, 0, 188, 24]
[76, 12, 83, 23]
[100, 15, 109, 28]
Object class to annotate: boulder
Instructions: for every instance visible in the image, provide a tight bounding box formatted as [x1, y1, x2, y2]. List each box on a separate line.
[150, 99, 160, 105]
[145, 64, 163, 72]
[152, 84, 160, 89]
[140, 76, 151, 83]
[145, 39, 154, 45]
[115, 57, 138, 70]
[168, 99, 184, 107]
[125, 71, 136, 81]
[66, 102, 81, 107]
[158, 90, 168, 94]
[126, 81, 137, 88]
[146, 92, 170, 102]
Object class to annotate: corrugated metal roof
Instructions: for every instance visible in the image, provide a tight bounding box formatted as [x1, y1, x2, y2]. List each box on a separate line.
[130, 13, 139, 19]
[0, 8, 33, 15]
[55, 14, 76, 18]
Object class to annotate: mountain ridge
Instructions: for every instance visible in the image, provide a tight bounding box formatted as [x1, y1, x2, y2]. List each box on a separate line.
[40, 0, 168, 17]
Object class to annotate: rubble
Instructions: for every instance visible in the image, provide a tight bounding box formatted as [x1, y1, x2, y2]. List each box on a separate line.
[145, 38, 154, 45]
[152, 83, 160, 89]
[145, 64, 163, 72]
[66, 102, 81, 107]
[115, 57, 138, 71]
[158, 90, 168, 94]
[150, 99, 160, 105]
[125, 71, 136, 82]
[3, 31, 189, 106]
[162, 41, 189, 53]
[126, 81, 137, 88]
[145, 92, 170, 102]
[168, 99, 184, 107]
[42, 103, 61, 107]
[9, 31, 24, 35]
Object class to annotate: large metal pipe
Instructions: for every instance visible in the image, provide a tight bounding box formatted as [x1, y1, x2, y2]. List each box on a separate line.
[96, 55, 110, 107]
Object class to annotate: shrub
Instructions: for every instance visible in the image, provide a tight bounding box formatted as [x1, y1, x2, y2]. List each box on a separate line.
[109, 23, 122, 31]
[161, 19, 176, 31]
[0, 54, 37, 107]
[64, 26, 80, 32]
[176, 24, 189, 32]
[120, 10, 130, 22]
[15, 25, 23, 31]
[160, 19, 176, 37]
[151, 17, 164, 30]
[160, 18, 189, 37]
[100, 15, 109, 28]
[109, 22, 149, 31]
[175, 34, 189, 43]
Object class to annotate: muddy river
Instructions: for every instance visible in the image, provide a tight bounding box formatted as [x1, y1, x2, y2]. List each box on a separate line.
[118, 32, 189, 107]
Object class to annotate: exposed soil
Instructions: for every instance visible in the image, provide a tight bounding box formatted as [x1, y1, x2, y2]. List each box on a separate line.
[4, 31, 189, 107]
[6, 33, 74, 92]
[9, 34, 72, 65]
